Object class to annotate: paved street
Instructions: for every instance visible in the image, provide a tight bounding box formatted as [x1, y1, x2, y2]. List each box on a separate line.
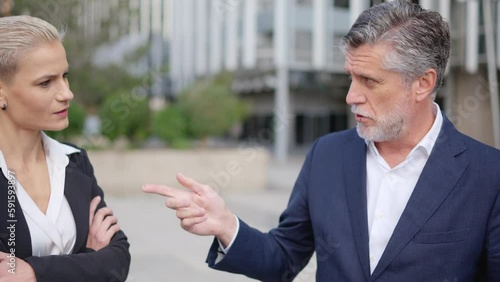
[99, 152, 315, 281]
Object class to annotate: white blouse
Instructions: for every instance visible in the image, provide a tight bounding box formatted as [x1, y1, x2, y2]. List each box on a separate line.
[0, 132, 80, 256]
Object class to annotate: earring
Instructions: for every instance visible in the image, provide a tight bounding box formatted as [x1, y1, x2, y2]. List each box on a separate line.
[1, 103, 6, 111]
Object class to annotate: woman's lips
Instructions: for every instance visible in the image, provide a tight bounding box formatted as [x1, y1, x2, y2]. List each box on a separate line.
[54, 109, 68, 117]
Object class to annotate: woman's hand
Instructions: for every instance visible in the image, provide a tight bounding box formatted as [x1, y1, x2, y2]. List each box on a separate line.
[0, 252, 36, 282]
[86, 196, 121, 251]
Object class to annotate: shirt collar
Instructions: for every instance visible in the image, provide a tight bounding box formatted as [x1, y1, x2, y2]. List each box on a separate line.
[41, 132, 81, 166]
[0, 132, 80, 178]
[0, 151, 9, 180]
[413, 103, 443, 157]
[366, 102, 443, 159]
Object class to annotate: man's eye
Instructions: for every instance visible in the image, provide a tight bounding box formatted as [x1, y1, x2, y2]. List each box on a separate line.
[40, 80, 50, 86]
[363, 77, 376, 85]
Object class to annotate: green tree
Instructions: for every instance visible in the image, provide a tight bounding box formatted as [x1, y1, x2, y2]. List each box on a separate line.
[152, 105, 190, 148]
[98, 92, 151, 144]
[177, 72, 249, 140]
[69, 63, 144, 108]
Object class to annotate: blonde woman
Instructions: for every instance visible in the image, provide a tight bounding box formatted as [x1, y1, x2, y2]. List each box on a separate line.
[0, 16, 130, 282]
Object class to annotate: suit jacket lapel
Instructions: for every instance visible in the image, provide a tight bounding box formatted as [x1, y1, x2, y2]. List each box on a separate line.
[343, 133, 371, 280]
[0, 171, 32, 258]
[0, 153, 92, 257]
[370, 119, 469, 280]
[64, 161, 92, 253]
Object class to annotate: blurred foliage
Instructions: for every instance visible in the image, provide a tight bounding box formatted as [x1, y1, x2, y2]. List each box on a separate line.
[8, 1, 156, 145]
[45, 101, 86, 141]
[69, 64, 144, 108]
[98, 92, 151, 144]
[6, 2, 249, 147]
[10, 1, 106, 66]
[152, 105, 189, 149]
[152, 72, 249, 146]
[177, 72, 249, 140]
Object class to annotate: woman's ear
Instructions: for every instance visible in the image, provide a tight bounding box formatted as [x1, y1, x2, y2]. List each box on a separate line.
[0, 89, 6, 111]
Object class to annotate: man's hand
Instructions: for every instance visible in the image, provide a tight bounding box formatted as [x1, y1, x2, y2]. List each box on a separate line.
[0, 252, 35, 282]
[86, 196, 121, 251]
[142, 173, 238, 247]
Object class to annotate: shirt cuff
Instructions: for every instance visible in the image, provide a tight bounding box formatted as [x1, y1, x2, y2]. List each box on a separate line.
[217, 214, 240, 254]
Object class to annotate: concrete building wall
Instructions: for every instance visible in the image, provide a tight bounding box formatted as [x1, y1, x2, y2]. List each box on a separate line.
[293, 91, 346, 114]
[451, 68, 495, 147]
[245, 90, 346, 116]
[165, 0, 499, 154]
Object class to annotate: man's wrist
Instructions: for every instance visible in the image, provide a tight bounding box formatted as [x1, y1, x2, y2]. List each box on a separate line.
[216, 210, 238, 248]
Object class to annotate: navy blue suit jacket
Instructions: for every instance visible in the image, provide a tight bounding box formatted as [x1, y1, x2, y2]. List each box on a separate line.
[206, 117, 500, 281]
[0, 149, 130, 282]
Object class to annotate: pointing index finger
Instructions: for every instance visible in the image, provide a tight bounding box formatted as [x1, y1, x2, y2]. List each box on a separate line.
[142, 184, 176, 197]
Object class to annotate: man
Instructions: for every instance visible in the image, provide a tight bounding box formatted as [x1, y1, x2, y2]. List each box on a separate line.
[143, 1, 500, 281]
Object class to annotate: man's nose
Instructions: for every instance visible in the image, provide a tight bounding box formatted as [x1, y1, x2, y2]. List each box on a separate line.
[345, 82, 365, 106]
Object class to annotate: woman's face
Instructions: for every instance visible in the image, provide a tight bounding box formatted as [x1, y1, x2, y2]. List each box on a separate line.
[0, 41, 73, 132]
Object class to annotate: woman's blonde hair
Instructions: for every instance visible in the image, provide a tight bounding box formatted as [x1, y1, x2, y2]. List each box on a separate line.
[0, 15, 65, 83]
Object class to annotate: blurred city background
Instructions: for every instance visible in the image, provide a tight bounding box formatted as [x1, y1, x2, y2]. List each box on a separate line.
[2, 0, 500, 281]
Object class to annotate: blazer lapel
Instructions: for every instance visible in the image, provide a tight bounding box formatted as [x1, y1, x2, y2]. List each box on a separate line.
[0, 171, 32, 258]
[64, 161, 92, 253]
[343, 133, 371, 280]
[0, 152, 93, 257]
[370, 119, 469, 280]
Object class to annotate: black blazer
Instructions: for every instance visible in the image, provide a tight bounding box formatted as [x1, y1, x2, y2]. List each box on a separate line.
[0, 148, 130, 282]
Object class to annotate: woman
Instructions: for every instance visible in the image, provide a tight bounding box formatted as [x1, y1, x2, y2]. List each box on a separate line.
[0, 16, 130, 281]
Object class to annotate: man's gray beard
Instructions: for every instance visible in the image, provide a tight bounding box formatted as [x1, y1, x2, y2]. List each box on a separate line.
[355, 118, 405, 142]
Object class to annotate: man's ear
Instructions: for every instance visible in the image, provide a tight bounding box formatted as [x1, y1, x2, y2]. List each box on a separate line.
[414, 68, 437, 102]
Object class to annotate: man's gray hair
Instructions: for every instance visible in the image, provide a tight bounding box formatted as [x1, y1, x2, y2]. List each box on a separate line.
[340, 0, 450, 96]
[0, 15, 65, 84]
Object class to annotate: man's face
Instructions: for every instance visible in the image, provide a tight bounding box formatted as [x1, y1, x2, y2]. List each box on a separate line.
[344, 44, 414, 142]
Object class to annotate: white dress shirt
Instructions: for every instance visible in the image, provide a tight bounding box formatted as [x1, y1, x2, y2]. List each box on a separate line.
[0, 132, 80, 256]
[366, 104, 443, 273]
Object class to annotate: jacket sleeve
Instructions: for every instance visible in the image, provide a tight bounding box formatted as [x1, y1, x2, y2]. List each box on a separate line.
[486, 188, 500, 281]
[24, 149, 131, 282]
[205, 141, 318, 282]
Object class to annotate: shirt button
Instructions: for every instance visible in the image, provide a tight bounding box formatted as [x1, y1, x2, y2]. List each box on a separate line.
[370, 256, 374, 262]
